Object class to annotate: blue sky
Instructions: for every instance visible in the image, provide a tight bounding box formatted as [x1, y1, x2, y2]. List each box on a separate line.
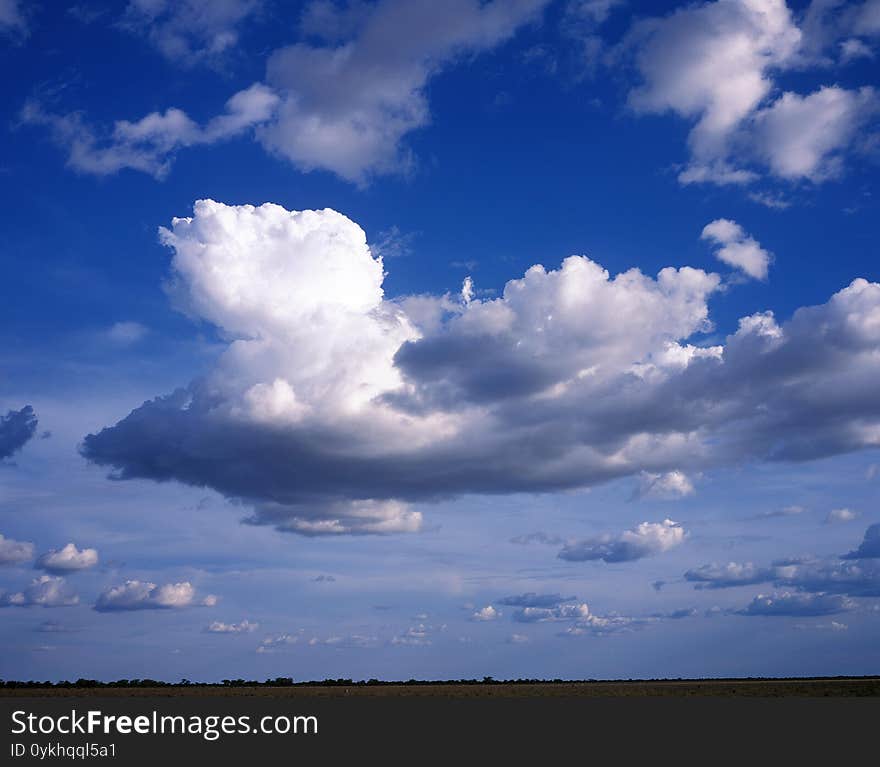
[1, 0, 879, 682]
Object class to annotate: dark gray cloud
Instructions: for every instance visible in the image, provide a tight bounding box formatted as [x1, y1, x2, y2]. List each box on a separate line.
[748, 504, 806, 520]
[561, 612, 650, 636]
[497, 592, 575, 608]
[779, 559, 880, 598]
[35, 621, 80, 633]
[510, 532, 564, 546]
[684, 562, 776, 589]
[651, 607, 697, 620]
[737, 592, 855, 617]
[686, 526, 880, 602]
[842, 523, 880, 560]
[0, 405, 38, 460]
[505, 596, 697, 631]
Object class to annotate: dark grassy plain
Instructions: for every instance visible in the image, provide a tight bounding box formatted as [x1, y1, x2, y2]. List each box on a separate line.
[3, 677, 879, 697]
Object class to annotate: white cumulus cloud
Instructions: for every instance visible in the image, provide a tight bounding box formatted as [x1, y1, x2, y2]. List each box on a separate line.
[257, 632, 303, 653]
[82, 200, 880, 539]
[625, 0, 878, 185]
[36, 543, 99, 574]
[95, 580, 208, 611]
[27, 1, 547, 185]
[685, 561, 775, 589]
[206, 619, 258, 633]
[751, 85, 878, 182]
[701, 219, 772, 281]
[0, 0, 26, 37]
[107, 321, 149, 345]
[512, 602, 591, 622]
[21, 83, 279, 179]
[635, 470, 695, 500]
[627, 0, 800, 184]
[122, 0, 262, 66]
[0, 533, 34, 565]
[559, 519, 686, 563]
[471, 605, 502, 621]
[738, 591, 855, 616]
[390, 624, 433, 645]
[1, 576, 79, 608]
[826, 508, 859, 524]
[260, 0, 548, 183]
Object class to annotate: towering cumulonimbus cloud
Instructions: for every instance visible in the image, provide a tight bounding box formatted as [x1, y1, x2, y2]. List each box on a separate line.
[82, 200, 880, 537]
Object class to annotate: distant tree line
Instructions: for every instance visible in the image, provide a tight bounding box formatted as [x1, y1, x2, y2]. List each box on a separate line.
[1, 675, 876, 689]
[0, 677, 546, 689]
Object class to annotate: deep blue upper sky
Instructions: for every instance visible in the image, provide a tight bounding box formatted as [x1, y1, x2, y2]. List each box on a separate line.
[1, 0, 879, 682]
